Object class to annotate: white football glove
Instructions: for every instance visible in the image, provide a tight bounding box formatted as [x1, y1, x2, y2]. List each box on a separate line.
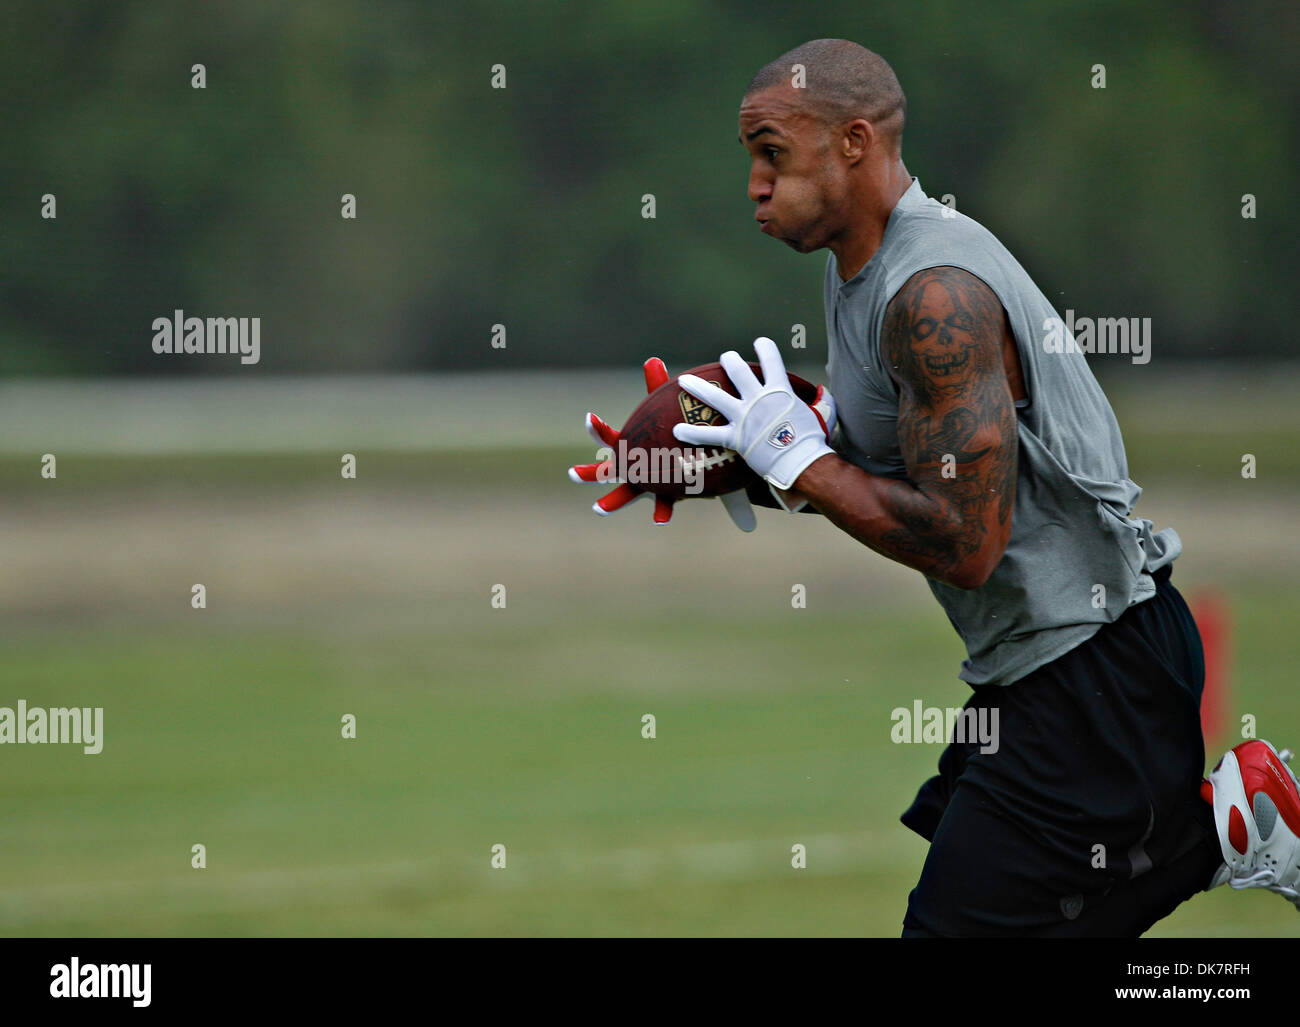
[673, 337, 835, 493]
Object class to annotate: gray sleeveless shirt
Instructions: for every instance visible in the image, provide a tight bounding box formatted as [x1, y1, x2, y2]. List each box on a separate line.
[824, 178, 1179, 687]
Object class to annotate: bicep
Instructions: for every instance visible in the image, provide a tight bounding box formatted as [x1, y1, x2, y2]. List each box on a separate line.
[880, 267, 1018, 577]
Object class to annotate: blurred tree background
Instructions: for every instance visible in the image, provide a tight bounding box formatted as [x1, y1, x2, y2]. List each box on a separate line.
[0, 0, 1294, 376]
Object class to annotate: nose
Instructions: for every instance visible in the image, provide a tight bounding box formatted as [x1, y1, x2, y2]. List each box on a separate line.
[748, 163, 772, 207]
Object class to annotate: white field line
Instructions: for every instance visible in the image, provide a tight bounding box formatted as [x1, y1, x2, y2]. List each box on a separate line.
[0, 364, 1291, 455]
[0, 370, 793, 456]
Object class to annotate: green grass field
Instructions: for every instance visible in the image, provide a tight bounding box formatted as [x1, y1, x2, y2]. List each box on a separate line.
[2, 371, 1298, 936]
[3, 592, 1298, 936]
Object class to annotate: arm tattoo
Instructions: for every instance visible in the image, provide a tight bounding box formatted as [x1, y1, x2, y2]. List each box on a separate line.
[877, 266, 1018, 581]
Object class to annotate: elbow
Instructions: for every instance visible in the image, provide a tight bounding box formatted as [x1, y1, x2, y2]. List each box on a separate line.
[942, 518, 1012, 590]
[943, 549, 1002, 591]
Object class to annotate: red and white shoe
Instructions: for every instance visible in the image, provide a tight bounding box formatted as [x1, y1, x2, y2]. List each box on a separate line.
[1200, 740, 1300, 910]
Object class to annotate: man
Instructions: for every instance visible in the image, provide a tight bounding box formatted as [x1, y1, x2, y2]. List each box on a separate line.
[583, 39, 1300, 935]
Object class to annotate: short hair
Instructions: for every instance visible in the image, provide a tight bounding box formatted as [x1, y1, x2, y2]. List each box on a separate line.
[745, 39, 906, 152]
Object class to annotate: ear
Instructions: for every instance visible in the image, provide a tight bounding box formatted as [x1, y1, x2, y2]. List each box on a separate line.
[842, 118, 875, 164]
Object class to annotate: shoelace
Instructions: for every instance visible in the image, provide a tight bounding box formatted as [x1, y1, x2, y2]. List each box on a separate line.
[1228, 868, 1300, 908]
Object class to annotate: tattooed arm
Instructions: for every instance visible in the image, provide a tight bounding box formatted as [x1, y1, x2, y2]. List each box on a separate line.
[790, 266, 1018, 590]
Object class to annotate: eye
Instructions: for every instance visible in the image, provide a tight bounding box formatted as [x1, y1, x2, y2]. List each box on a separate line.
[765, 147, 779, 161]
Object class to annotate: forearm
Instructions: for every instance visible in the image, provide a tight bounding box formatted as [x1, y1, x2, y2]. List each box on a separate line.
[792, 452, 992, 589]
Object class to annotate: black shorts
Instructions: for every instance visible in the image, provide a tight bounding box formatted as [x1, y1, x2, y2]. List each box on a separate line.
[900, 564, 1223, 937]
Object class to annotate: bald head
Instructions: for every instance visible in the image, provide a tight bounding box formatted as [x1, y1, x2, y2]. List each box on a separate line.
[745, 39, 906, 154]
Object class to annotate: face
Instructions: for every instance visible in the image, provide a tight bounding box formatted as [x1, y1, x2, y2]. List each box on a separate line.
[907, 280, 979, 384]
[738, 87, 846, 253]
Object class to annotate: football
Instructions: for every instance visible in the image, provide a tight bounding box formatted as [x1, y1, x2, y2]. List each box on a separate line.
[621, 360, 817, 498]
[569, 357, 822, 525]
[587, 359, 817, 496]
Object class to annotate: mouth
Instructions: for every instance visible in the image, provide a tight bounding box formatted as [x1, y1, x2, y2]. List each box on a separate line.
[923, 350, 972, 376]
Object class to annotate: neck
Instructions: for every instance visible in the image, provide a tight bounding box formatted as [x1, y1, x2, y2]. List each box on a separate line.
[832, 161, 912, 282]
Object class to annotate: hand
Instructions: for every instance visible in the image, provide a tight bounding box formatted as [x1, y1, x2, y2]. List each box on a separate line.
[568, 357, 760, 532]
[673, 338, 835, 492]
